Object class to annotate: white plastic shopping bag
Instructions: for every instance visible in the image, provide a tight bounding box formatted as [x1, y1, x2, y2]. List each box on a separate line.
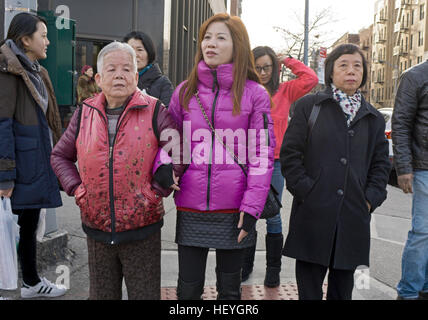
[0, 197, 20, 290]
[36, 208, 46, 242]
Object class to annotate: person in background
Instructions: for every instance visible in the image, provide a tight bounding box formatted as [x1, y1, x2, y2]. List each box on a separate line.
[76, 65, 99, 105]
[392, 59, 428, 300]
[0, 12, 67, 299]
[169, 13, 275, 300]
[124, 31, 174, 107]
[280, 44, 390, 300]
[241, 46, 318, 287]
[50, 42, 185, 300]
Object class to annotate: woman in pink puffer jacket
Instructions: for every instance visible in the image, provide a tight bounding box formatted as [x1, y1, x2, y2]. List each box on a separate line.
[168, 13, 275, 300]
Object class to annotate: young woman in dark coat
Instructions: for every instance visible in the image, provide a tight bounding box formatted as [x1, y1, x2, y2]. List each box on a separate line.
[0, 13, 66, 299]
[124, 31, 174, 107]
[280, 44, 391, 300]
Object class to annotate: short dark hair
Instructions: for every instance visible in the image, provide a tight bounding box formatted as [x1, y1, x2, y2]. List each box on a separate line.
[324, 44, 367, 88]
[252, 46, 279, 95]
[6, 13, 47, 50]
[123, 31, 156, 64]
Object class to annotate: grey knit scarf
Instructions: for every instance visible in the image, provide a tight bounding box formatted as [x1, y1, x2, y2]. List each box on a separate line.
[6, 39, 49, 114]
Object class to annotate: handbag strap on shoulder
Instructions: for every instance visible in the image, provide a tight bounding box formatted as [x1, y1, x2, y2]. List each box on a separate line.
[194, 91, 248, 177]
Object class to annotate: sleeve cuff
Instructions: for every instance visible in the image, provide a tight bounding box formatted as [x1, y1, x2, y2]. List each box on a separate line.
[242, 212, 257, 232]
[153, 163, 174, 189]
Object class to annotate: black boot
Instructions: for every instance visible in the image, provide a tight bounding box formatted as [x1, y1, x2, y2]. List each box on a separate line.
[176, 278, 205, 300]
[216, 269, 242, 300]
[264, 233, 283, 288]
[241, 244, 256, 282]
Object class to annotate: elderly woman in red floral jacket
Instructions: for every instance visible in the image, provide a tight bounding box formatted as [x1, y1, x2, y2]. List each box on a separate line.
[51, 41, 185, 300]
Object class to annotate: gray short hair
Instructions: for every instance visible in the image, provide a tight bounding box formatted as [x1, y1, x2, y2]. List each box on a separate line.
[97, 41, 138, 75]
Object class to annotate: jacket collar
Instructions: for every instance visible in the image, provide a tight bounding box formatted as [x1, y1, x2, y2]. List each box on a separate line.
[0, 42, 25, 76]
[139, 63, 162, 83]
[197, 60, 233, 92]
[315, 86, 379, 127]
[6, 39, 41, 74]
[83, 89, 150, 115]
[0, 43, 52, 111]
[316, 86, 378, 116]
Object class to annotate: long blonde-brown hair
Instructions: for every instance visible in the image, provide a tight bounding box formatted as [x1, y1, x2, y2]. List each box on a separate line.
[179, 13, 264, 115]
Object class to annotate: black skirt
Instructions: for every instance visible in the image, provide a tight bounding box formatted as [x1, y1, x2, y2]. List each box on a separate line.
[175, 210, 257, 249]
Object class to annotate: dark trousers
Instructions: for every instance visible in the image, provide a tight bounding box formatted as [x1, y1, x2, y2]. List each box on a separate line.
[295, 260, 355, 300]
[178, 245, 245, 283]
[87, 231, 161, 300]
[13, 208, 41, 286]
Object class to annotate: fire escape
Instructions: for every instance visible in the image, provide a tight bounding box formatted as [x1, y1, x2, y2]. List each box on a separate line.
[393, 0, 413, 81]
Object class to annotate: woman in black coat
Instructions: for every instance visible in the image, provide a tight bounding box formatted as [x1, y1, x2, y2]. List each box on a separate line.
[124, 31, 174, 107]
[280, 44, 391, 300]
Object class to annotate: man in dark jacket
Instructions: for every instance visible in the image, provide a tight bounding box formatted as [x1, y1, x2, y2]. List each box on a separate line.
[392, 60, 428, 300]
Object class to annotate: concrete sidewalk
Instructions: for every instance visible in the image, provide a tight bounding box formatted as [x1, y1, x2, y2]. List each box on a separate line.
[0, 189, 398, 300]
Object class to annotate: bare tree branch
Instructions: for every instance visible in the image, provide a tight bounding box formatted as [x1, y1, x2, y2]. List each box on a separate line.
[273, 6, 338, 62]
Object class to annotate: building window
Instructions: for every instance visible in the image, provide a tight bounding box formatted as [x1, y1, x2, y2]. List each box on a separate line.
[412, 9, 415, 25]
[410, 34, 413, 50]
[419, 31, 424, 47]
[420, 4, 425, 20]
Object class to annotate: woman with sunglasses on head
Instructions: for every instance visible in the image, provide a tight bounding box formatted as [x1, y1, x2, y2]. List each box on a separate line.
[241, 46, 318, 288]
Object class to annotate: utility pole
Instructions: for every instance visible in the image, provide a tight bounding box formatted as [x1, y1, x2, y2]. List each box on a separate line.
[304, 0, 309, 65]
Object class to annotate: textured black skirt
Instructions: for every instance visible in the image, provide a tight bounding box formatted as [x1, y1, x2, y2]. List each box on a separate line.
[175, 210, 257, 249]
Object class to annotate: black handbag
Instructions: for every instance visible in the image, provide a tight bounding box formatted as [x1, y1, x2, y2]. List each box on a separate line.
[194, 92, 282, 219]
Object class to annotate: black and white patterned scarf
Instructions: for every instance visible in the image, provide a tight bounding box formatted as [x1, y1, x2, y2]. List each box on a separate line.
[331, 83, 362, 127]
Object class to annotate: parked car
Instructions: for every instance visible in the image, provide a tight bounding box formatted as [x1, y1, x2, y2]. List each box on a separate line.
[378, 108, 398, 186]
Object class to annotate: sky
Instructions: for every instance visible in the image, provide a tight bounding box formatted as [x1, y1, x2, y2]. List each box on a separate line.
[241, 0, 376, 51]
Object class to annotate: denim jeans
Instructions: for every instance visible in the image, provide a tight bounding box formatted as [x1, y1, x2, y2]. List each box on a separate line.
[397, 169, 428, 298]
[266, 160, 285, 234]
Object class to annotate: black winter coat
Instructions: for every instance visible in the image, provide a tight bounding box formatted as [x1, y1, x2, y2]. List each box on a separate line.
[280, 88, 391, 270]
[138, 63, 174, 107]
[392, 60, 428, 176]
[0, 43, 63, 209]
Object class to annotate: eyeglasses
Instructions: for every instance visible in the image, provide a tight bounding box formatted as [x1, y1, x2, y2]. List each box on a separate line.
[256, 65, 273, 74]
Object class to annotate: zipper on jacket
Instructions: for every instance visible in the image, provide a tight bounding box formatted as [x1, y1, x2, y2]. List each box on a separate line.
[83, 102, 147, 245]
[206, 70, 219, 211]
[82, 103, 116, 243]
[108, 105, 147, 244]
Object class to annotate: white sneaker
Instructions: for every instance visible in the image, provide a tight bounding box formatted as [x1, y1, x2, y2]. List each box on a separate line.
[21, 277, 67, 299]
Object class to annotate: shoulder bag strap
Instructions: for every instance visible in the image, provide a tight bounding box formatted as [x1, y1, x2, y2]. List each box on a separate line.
[194, 91, 248, 177]
[307, 104, 321, 140]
